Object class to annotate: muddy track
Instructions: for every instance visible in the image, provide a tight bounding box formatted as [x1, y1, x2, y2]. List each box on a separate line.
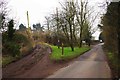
[3, 45, 50, 77]
[2, 44, 70, 78]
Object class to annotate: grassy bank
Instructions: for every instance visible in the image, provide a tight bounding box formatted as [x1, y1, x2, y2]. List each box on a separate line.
[2, 55, 18, 67]
[50, 46, 90, 61]
[106, 52, 119, 78]
[2, 32, 34, 67]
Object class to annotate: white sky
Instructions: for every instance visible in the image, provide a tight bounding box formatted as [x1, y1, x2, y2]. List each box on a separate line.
[8, 0, 63, 26]
[7, 0, 107, 40]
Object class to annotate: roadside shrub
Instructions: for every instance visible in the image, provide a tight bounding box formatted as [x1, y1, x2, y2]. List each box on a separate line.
[2, 32, 8, 43]
[2, 32, 33, 57]
[44, 32, 70, 46]
[3, 41, 21, 57]
[32, 31, 46, 42]
[2, 31, 35, 67]
[106, 52, 119, 77]
[13, 33, 29, 45]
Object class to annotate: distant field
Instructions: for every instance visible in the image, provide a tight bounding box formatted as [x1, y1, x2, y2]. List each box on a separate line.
[50, 46, 90, 61]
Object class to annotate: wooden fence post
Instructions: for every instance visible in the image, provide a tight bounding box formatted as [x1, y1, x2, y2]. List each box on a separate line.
[62, 43, 64, 55]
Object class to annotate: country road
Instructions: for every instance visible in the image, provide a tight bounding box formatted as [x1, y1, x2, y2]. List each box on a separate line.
[48, 43, 111, 78]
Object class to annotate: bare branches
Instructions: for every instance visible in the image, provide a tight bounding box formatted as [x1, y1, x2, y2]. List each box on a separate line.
[45, 16, 51, 31]
[46, 0, 100, 48]
[0, 0, 9, 32]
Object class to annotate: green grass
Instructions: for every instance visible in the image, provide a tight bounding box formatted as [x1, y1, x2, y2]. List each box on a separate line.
[2, 55, 15, 67]
[50, 46, 90, 61]
[106, 52, 120, 77]
[106, 52, 119, 72]
[107, 52, 118, 67]
[2, 54, 23, 67]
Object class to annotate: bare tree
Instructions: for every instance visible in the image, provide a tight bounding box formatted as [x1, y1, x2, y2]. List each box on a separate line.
[75, 0, 100, 47]
[47, 0, 99, 49]
[0, 0, 9, 32]
[45, 16, 51, 31]
[59, 0, 76, 51]
[74, 0, 88, 47]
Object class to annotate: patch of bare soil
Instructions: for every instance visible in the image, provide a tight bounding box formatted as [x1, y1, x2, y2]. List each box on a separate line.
[2, 44, 71, 78]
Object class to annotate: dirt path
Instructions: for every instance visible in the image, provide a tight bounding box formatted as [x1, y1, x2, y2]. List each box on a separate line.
[2, 45, 70, 78]
[47, 43, 112, 78]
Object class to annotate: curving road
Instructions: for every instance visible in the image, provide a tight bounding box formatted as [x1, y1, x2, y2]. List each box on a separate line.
[48, 43, 111, 78]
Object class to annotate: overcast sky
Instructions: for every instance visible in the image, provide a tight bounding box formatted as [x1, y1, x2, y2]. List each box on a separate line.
[7, 0, 108, 40]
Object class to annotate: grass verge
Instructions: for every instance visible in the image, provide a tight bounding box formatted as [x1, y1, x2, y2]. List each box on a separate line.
[106, 52, 119, 78]
[50, 46, 90, 61]
[2, 55, 21, 67]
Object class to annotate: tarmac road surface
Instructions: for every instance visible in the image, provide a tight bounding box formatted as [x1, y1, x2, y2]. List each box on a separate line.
[48, 43, 111, 78]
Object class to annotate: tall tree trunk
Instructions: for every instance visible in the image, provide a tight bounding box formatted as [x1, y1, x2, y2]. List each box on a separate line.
[79, 0, 84, 48]
[69, 21, 74, 51]
[70, 43, 74, 51]
[79, 31, 82, 47]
